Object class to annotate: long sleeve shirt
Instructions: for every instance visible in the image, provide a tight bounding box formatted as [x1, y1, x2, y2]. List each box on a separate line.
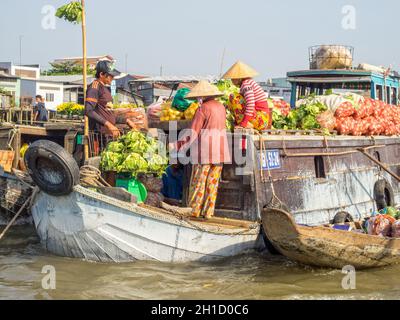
[240, 79, 268, 126]
[178, 99, 231, 165]
[85, 80, 116, 131]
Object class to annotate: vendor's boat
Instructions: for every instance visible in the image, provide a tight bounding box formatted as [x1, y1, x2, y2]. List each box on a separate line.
[30, 185, 263, 263]
[262, 207, 400, 269]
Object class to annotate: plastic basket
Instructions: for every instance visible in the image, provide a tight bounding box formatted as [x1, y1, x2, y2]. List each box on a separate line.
[116, 174, 148, 203]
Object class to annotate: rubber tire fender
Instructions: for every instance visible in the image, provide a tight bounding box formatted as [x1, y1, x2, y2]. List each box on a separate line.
[24, 140, 80, 196]
[374, 179, 394, 211]
[333, 211, 354, 224]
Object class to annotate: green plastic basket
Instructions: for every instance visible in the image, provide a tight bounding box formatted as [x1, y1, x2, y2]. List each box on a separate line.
[116, 174, 148, 203]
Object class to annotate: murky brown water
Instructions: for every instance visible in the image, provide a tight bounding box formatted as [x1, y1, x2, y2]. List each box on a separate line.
[1, 225, 400, 300]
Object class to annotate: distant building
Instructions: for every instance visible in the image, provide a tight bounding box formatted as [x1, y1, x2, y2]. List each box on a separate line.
[0, 71, 20, 107]
[42, 74, 144, 107]
[0, 62, 64, 109]
[130, 75, 219, 105]
[259, 78, 292, 102]
[52, 55, 114, 70]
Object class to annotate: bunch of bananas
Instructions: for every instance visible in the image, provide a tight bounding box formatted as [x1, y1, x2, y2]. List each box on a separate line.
[160, 103, 184, 121]
[183, 102, 199, 120]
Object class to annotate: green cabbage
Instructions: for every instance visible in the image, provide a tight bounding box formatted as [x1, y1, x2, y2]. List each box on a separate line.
[100, 152, 124, 172]
[117, 153, 148, 175]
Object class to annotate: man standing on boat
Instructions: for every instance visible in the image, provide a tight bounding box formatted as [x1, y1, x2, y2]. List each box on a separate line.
[223, 61, 271, 131]
[175, 80, 231, 219]
[85, 60, 122, 140]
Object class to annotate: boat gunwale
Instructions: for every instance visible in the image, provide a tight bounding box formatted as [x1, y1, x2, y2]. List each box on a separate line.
[67, 185, 260, 236]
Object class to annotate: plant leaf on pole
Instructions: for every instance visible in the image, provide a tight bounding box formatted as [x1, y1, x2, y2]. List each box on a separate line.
[56, 1, 89, 160]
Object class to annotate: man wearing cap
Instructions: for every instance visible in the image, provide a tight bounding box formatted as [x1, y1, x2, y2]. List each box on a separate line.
[86, 60, 143, 136]
[223, 61, 271, 131]
[175, 80, 231, 219]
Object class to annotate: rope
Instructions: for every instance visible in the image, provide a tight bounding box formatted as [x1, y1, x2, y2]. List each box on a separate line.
[257, 133, 285, 210]
[79, 165, 111, 188]
[0, 187, 38, 241]
[7, 128, 17, 151]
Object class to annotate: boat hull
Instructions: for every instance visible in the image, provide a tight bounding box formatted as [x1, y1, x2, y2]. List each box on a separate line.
[262, 208, 400, 269]
[31, 186, 264, 263]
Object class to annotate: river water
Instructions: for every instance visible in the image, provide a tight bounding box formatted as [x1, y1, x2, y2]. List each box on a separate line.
[1, 225, 400, 300]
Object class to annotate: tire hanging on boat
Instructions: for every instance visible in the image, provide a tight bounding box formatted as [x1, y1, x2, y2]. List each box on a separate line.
[333, 211, 354, 224]
[24, 140, 80, 196]
[374, 179, 394, 210]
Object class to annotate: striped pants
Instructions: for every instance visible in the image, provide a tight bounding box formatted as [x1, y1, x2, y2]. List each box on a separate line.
[188, 164, 223, 218]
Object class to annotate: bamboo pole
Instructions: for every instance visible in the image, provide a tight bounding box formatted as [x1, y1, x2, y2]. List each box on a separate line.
[81, 0, 89, 160]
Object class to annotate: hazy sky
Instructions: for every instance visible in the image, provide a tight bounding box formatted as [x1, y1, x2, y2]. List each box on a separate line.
[0, 0, 398, 79]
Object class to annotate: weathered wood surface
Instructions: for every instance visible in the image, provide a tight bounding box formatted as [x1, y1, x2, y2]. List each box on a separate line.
[262, 208, 400, 269]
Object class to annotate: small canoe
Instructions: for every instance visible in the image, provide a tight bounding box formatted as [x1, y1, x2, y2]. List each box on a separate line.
[262, 207, 400, 269]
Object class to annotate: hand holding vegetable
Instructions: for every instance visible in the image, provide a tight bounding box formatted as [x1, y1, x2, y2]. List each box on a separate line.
[105, 121, 121, 139]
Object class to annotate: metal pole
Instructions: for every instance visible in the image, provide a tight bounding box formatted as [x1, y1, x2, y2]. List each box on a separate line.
[82, 0, 89, 160]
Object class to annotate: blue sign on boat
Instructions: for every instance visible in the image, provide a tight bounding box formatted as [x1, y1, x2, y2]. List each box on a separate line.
[260, 149, 281, 170]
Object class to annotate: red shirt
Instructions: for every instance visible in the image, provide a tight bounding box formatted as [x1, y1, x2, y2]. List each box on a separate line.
[240, 79, 268, 126]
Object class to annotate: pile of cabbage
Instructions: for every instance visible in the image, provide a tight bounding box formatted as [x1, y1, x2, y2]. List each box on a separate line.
[100, 131, 168, 177]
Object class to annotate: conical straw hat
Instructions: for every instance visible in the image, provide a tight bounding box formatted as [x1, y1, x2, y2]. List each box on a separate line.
[185, 80, 223, 99]
[222, 61, 259, 79]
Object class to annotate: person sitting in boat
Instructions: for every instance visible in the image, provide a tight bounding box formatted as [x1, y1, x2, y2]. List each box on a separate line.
[161, 164, 184, 206]
[174, 80, 231, 219]
[222, 61, 271, 131]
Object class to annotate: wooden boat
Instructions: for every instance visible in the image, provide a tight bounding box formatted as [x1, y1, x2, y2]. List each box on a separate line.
[30, 185, 264, 263]
[262, 207, 400, 269]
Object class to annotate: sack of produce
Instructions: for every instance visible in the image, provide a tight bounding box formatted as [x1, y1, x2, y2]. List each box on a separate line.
[122, 107, 148, 130]
[139, 175, 163, 193]
[367, 214, 396, 237]
[145, 191, 164, 208]
[316, 110, 336, 130]
[335, 117, 355, 135]
[335, 101, 356, 118]
[172, 88, 195, 112]
[313, 45, 353, 70]
[392, 220, 400, 238]
[147, 102, 163, 122]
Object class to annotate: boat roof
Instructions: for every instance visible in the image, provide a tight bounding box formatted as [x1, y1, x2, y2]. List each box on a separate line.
[287, 69, 400, 81]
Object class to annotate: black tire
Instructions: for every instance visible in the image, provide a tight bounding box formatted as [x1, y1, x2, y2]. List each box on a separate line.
[24, 140, 80, 196]
[333, 211, 354, 224]
[374, 179, 394, 211]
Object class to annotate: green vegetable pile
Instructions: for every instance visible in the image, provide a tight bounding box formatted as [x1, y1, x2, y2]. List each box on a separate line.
[100, 131, 168, 177]
[215, 79, 239, 132]
[272, 96, 327, 130]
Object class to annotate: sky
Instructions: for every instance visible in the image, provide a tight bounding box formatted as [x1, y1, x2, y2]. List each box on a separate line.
[0, 0, 399, 80]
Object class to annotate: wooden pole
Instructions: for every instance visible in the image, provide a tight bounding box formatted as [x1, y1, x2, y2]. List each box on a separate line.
[82, 0, 89, 160]
[357, 148, 400, 183]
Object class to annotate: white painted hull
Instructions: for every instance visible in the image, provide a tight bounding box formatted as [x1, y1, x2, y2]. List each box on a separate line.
[31, 186, 264, 263]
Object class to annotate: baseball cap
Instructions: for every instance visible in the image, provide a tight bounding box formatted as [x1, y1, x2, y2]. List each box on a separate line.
[96, 60, 121, 77]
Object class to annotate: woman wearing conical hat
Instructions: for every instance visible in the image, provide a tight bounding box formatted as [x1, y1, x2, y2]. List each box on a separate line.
[175, 80, 231, 219]
[223, 61, 271, 130]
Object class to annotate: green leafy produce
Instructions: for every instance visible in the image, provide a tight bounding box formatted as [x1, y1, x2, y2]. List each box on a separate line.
[106, 141, 124, 153]
[117, 153, 148, 175]
[147, 154, 169, 177]
[272, 96, 328, 131]
[386, 207, 398, 218]
[216, 79, 239, 105]
[100, 131, 168, 177]
[100, 152, 124, 172]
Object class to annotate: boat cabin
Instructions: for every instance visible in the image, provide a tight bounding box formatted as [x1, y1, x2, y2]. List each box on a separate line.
[287, 69, 400, 107]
